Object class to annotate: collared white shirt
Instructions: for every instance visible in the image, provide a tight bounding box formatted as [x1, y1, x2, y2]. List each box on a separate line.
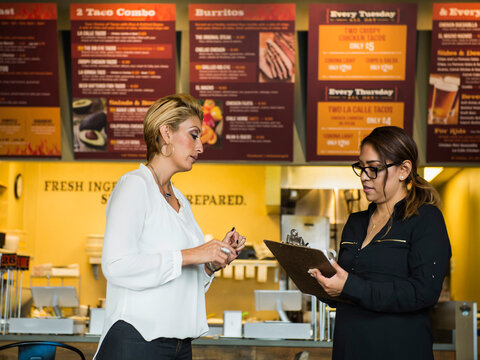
[95, 164, 213, 356]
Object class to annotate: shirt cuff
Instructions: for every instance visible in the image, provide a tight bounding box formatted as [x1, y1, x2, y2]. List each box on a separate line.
[202, 264, 215, 292]
[341, 273, 365, 303]
[171, 250, 182, 279]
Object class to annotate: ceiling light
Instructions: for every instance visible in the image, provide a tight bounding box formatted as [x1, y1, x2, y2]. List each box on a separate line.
[423, 167, 444, 182]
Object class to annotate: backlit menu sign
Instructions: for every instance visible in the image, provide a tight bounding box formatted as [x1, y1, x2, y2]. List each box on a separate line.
[427, 3, 480, 162]
[71, 3, 176, 159]
[190, 4, 295, 161]
[307, 4, 417, 161]
[0, 3, 61, 157]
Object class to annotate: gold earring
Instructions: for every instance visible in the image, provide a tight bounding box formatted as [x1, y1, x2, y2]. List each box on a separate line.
[407, 180, 413, 191]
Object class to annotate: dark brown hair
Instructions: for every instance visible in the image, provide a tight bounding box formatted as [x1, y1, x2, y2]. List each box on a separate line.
[143, 94, 203, 162]
[361, 126, 440, 219]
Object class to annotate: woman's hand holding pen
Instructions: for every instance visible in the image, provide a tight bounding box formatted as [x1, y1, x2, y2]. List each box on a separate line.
[181, 227, 246, 275]
[181, 239, 235, 268]
[221, 227, 246, 264]
[308, 260, 349, 297]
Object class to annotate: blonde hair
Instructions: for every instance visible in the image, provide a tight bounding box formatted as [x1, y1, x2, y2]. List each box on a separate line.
[143, 94, 203, 162]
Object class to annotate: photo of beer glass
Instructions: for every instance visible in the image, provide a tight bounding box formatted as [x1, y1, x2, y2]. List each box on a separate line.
[428, 74, 442, 111]
[444, 75, 460, 124]
[430, 80, 459, 124]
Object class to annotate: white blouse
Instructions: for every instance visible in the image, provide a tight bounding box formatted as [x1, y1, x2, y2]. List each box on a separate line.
[95, 164, 213, 355]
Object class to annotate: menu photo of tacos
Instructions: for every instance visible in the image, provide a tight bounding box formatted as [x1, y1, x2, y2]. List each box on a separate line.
[259, 32, 295, 83]
[200, 99, 223, 149]
[72, 98, 107, 152]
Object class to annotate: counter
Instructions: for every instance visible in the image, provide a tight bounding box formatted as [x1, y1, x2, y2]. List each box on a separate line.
[0, 335, 455, 360]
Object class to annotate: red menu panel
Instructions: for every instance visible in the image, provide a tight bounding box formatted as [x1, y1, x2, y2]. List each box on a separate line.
[0, 3, 61, 157]
[190, 4, 295, 161]
[427, 3, 480, 163]
[71, 3, 175, 159]
[306, 4, 417, 161]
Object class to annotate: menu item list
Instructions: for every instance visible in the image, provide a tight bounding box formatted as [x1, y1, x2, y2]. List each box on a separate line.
[428, 3, 480, 162]
[190, 4, 295, 161]
[307, 4, 417, 161]
[0, 3, 61, 157]
[71, 3, 175, 159]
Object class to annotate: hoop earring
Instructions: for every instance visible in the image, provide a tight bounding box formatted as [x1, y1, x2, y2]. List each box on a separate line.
[160, 143, 174, 157]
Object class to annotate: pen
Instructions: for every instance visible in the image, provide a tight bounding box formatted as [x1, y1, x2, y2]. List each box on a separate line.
[231, 227, 238, 245]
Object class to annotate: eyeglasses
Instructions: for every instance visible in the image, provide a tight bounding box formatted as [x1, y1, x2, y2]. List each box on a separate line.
[351, 162, 400, 179]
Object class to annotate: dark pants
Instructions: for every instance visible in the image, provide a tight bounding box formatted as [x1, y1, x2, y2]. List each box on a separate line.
[96, 320, 193, 360]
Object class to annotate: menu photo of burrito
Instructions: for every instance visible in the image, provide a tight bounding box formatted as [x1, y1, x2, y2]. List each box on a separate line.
[259, 32, 295, 83]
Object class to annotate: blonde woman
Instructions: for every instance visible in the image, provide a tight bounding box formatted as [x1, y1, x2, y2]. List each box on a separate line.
[95, 94, 246, 360]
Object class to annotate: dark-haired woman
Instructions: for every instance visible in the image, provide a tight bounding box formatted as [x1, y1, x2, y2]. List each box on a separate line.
[309, 126, 451, 360]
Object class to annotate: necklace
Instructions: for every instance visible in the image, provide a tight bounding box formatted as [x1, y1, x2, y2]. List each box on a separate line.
[367, 210, 390, 238]
[147, 163, 172, 201]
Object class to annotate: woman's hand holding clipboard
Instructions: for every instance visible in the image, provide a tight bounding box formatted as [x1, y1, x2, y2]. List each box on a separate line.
[264, 240, 350, 303]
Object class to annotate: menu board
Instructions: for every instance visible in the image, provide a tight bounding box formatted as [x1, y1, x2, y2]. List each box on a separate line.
[0, 3, 61, 157]
[307, 4, 417, 161]
[427, 3, 480, 162]
[189, 4, 295, 161]
[71, 4, 175, 159]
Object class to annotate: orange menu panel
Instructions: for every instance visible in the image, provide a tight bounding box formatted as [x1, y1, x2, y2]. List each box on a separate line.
[318, 25, 407, 81]
[316, 101, 404, 155]
[0, 107, 61, 156]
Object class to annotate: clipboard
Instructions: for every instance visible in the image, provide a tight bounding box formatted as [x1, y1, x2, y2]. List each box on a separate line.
[264, 239, 343, 303]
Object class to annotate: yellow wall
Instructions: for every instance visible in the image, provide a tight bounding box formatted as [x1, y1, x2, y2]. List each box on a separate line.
[1, 161, 281, 318]
[440, 168, 480, 304]
[0, 162, 9, 229]
[7, 162, 26, 231]
[1, 162, 26, 247]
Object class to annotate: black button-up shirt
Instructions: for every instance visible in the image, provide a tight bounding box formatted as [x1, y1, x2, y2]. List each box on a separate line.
[331, 201, 451, 360]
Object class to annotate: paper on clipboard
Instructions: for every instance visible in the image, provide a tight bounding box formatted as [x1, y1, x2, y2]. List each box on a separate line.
[264, 239, 345, 303]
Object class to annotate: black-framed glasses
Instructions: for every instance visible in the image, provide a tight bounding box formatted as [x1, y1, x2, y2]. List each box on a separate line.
[351, 162, 400, 179]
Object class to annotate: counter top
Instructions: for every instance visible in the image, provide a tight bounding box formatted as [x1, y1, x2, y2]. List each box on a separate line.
[0, 334, 455, 351]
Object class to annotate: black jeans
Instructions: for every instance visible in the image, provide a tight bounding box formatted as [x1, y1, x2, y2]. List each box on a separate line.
[96, 320, 193, 360]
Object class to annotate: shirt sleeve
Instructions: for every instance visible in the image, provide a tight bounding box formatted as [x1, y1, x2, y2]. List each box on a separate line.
[101, 174, 182, 291]
[340, 205, 451, 312]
